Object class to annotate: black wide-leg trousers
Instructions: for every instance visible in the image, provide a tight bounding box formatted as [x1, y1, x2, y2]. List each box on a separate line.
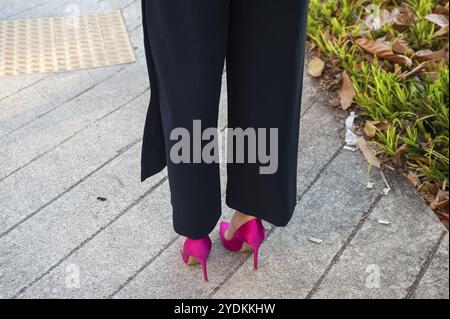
[141, 0, 309, 239]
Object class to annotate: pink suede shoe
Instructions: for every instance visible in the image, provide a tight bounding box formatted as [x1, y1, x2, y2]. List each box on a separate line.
[219, 219, 266, 270]
[181, 236, 212, 282]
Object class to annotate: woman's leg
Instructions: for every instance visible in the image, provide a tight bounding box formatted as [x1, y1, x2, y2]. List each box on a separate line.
[226, 0, 310, 229]
[141, 0, 230, 239]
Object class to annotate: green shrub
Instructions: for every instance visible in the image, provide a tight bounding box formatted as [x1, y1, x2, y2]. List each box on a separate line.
[308, 0, 449, 190]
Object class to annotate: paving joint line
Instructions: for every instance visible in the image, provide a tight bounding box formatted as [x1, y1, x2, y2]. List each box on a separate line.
[305, 191, 384, 299]
[13, 174, 168, 298]
[0, 67, 125, 141]
[0, 137, 142, 241]
[208, 143, 346, 298]
[300, 101, 316, 117]
[3, 1, 51, 19]
[0, 128, 85, 183]
[0, 77, 45, 103]
[404, 230, 448, 299]
[0, 87, 149, 183]
[108, 234, 179, 299]
[123, 0, 139, 10]
[98, 87, 149, 121]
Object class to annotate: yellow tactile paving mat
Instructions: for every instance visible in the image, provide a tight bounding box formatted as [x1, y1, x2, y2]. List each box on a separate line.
[0, 10, 135, 76]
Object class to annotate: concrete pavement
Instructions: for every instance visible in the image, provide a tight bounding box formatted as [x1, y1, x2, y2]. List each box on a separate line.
[0, 0, 448, 299]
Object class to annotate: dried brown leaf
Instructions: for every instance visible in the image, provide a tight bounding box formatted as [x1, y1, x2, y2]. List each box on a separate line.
[393, 144, 408, 167]
[338, 71, 355, 110]
[392, 38, 411, 54]
[364, 120, 391, 137]
[421, 182, 439, 198]
[431, 190, 449, 211]
[357, 136, 381, 168]
[355, 38, 412, 65]
[364, 121, 379, 138]
[413, 48, 448, 63]
[328, 98, 341, 108]
[392, 9, 418, 31]
[406, 171, 420, 187]
[433, 6, 449, 16]
[308, 57, 326, 78]
[376, 122, 391, 131]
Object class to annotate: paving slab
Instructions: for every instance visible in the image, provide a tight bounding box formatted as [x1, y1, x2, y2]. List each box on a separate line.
[212, 150, 383, 299]
[0, 76, 45, 102]
[17, 178, 173, 299]
[0, 92, 149, 236]
[296, 99, 344, 196]
[0, 0, 49, 19]
[0, 142, 167, 298]
[309, 169, 446, 299]
[413, 234, 449, 299]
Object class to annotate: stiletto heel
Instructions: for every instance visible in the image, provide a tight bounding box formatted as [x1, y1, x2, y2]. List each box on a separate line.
[181, 236, 212, 282]
[199, 258, 208, 282]
[219, 219, 266, 270]
[252, 246, 260, 270]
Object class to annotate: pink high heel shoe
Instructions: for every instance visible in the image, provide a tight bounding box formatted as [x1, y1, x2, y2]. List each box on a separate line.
[220, 219, 267, 270]
[181, 236, 212, 282]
